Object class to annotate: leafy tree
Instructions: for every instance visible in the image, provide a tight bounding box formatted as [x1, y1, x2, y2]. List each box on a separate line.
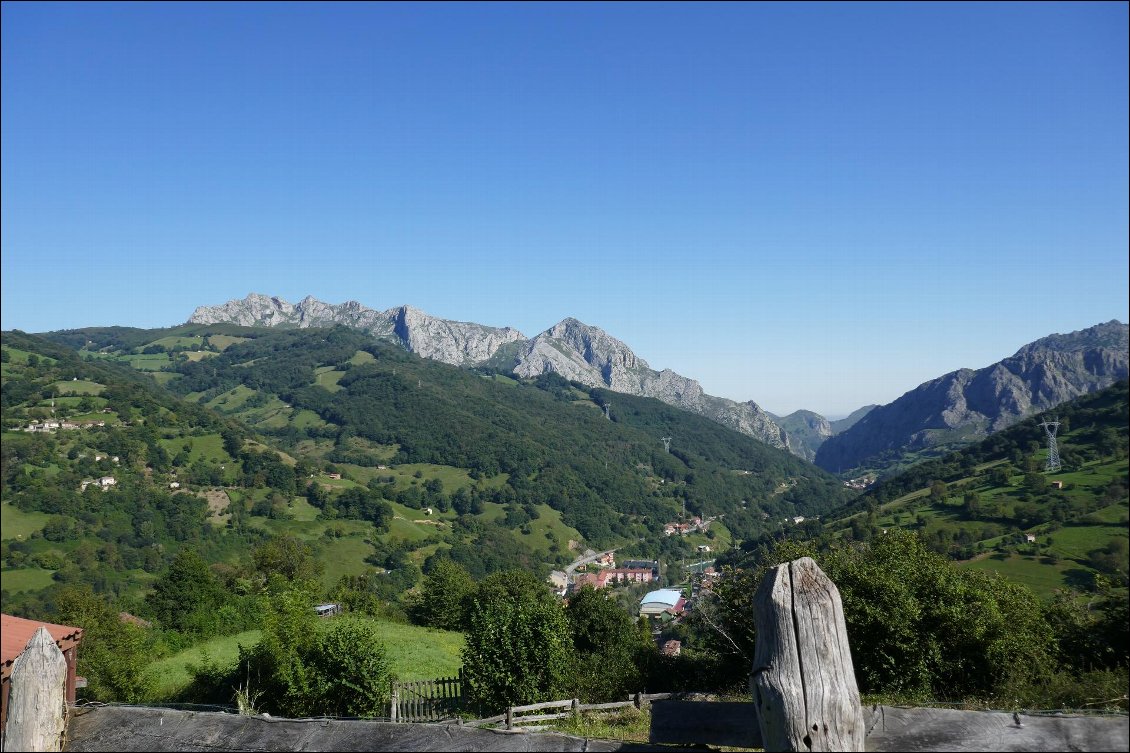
[146, 548, 230, 634]
[409, 559, 476, 631]
[462, 570, 572, 714]
[215, 588, 394, 718]
[305, 616, 394, 717]
[252, 534, 324, 590]
[565, 585, 647, 701]
[51, 586, 154, 702]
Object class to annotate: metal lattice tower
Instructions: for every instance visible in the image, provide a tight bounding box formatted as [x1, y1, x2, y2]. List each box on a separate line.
[1039, 417, 1061, 472]
[661, 437, 672, 453]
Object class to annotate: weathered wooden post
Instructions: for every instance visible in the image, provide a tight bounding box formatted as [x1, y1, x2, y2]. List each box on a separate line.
[390, 685, 399, 722]
[2, 628, 68, 753]
[752, 557, 864, 752]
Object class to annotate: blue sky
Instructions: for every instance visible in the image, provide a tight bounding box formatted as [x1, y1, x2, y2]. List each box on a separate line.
[2, 2, 1127, 417]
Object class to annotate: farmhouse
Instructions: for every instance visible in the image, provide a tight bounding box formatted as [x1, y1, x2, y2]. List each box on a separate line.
[1, 614, 83, 732]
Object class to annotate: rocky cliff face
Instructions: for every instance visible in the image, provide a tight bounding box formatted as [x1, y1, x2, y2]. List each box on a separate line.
[188, 295, 790, 451]
[815, 321, 1129, 474]
[512, 318, 789, 450]
[188, 294, 525, 367]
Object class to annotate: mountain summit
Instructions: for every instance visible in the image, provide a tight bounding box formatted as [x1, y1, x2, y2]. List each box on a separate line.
[814, 320, 1129, 474]
[188, 294, 789, 450]
[189, 294, 525, 366]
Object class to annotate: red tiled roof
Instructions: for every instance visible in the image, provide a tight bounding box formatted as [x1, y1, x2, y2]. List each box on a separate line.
[1, 614, 83, 679]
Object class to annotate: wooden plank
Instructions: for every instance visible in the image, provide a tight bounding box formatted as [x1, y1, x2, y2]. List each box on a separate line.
[753, 557, 865, 752]
[649, 700, 762, 749]
[512, 712, 571, 724]
[578, 701, 636, 712]
[511, 699, 576, 713]
[865, 705, 1130, 752]
[2, 627, 68, 752]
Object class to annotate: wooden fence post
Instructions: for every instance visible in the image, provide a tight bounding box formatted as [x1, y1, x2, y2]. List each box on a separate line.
[390, 686, 399, 722]
[2, 628, 68, 753]
[505, 706, 513, 730]
[751, 557, 864, 752]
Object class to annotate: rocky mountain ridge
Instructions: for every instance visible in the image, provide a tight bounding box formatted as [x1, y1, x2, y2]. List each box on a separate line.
[189, 294, 789, 450]
[814, 320, 1130, 474]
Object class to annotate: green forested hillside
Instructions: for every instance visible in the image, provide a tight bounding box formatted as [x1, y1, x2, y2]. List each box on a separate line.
[161, 326, 851, 549]
[820, 381, 1129, 596]
[4, 325, 852, 616]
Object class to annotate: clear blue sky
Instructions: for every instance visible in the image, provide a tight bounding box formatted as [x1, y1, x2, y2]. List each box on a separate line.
[3, 2, 1127, 417]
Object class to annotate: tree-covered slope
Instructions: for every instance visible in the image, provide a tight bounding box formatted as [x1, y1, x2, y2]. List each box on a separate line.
[161, 326, 852, 547]
[819, 380, 1129, 596]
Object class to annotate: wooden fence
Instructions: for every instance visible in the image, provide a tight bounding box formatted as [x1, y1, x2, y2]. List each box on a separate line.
[463, 691, 674, 730]
[389, 670, 464, 722]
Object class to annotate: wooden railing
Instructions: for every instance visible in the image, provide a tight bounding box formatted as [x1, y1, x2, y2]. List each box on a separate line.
[389, 670, 464, 722]
[463, 691, 674, 730]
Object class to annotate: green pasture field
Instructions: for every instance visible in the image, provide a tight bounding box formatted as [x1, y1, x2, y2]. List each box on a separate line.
[147, 336, 205, 350]
[158, 433, 231, 466]
[182, 351, 217, 362]
[1084, 502, 1130, 524]
[2, 346, 57, 365]
[318, 536, 377, 587]
[121, 353, 172, 371]
[205, 335, 249, 351]
[0, 567, 57, 594]
[960, 553, 1079, 597]
[1042, 524, 1128, 562]
[408, 542, 449, 567]
[38, 396, 106, 409]
[1, 501, 52, 540]
[314, 367, 345, 392]
[150, 372, 180, 386]
[315, 475, 363, 490]
[384, 516, 436, 546]
[52, 379, 105, 395]
[512, 504, 584, 557]
[205, 385, 257, 412]
[145, 617, 465, 700]
[285, 497, 321, 522]
[348, 350, 376, 366]
[291, 409, 329, 430]
[145, 629, 263, 698]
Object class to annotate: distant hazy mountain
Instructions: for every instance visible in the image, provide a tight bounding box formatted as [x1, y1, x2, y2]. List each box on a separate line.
[829, 405, 878, 434]
[814, 320, 1130, 475]
[189, 294, 790, 451]
[769, 405, 878, 462]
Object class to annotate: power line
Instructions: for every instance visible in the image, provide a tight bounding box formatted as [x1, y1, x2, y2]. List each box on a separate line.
[1039, 417, 1061, 472]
